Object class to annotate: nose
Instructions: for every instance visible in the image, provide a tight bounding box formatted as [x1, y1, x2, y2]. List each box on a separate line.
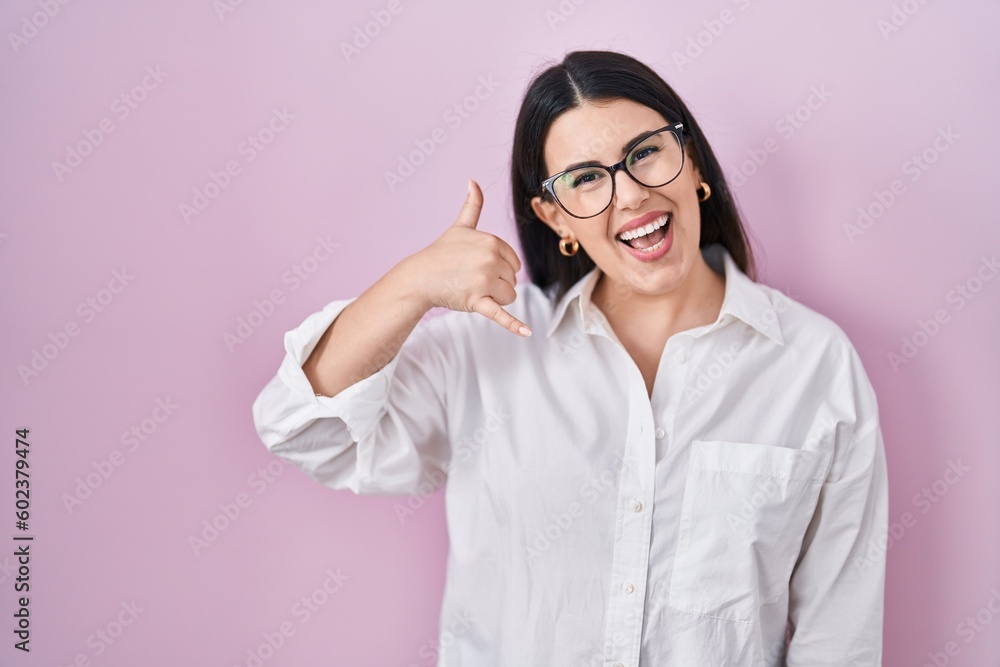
[612, 168, 648, 210]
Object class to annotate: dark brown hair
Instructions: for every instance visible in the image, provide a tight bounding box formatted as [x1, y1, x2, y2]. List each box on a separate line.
[509, 49, 757, 303]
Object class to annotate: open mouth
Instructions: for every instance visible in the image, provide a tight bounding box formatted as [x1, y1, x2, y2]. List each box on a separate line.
[616, 213, 670, 252]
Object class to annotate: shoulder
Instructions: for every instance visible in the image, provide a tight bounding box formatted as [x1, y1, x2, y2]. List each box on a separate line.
[759, 283, 880, 422]
[760, 283, 857, 363]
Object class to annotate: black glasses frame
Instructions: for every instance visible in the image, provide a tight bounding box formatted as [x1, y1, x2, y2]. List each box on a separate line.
[539, 122, 686, 220]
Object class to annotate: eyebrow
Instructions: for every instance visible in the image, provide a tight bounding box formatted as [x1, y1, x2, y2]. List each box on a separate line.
[561, 129, 657, 172]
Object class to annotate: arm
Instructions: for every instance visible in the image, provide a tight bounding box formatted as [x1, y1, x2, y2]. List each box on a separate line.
[252, 179, 527, 495]
[251, 256, 456, 496]
[302, 254, 432, 399]
[785, 345, 889, 666]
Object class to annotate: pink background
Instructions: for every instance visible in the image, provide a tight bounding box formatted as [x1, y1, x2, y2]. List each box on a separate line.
[2, 1, 998, 665]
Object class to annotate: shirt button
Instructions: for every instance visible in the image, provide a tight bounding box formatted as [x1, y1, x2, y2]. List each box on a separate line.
[631, 499, 643, 512]
[615, 663, 626, 667]
[624, 582, 634, 594]
[654, 427, 666, 440]
[674, 350, 687, 364]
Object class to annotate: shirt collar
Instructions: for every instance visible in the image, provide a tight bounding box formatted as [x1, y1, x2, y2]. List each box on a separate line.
[545, 243, 785, 346]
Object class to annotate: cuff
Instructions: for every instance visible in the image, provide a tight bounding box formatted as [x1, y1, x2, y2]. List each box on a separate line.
[276, 297, 405, 444]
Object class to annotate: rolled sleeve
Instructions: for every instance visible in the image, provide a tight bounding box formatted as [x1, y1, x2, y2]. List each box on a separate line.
[785, 344, 888, 665]
[251, 297, 455, 496]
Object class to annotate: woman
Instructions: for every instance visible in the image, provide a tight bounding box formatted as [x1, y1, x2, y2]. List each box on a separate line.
[252, 50, 887, 666]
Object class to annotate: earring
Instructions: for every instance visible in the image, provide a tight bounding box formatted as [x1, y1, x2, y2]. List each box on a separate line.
[697, 181, 712, 202]
[558, 235, 579, 257]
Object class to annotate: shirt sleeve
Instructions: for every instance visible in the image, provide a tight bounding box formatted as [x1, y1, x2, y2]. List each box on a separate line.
[785, 342, 889, 666]
[251, 297, 455, 496]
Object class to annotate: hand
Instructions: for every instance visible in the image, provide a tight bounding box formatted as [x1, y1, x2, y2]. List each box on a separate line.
[409, 179, 532, 337]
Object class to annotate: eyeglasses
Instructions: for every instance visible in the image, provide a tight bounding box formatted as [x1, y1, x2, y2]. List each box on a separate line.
[539, 122, 685, 219]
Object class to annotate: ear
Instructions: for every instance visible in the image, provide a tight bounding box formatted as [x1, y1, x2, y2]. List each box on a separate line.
[692, 163, 704, 187]
[531, 194, 570, 238]
[685, 139, 705, 186]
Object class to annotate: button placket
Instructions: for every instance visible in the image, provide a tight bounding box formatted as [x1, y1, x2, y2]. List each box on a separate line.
[602, 388, 655, 667]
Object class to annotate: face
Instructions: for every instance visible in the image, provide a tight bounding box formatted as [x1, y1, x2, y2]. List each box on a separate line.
[530, 97, 706, 299]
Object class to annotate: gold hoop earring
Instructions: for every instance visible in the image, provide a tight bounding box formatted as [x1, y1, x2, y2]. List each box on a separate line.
[558, 236, 579, 257]
[698, 181, 712, 202]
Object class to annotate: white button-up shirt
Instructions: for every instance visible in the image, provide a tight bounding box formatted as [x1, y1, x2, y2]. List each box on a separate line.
[252, 243, 888, 666]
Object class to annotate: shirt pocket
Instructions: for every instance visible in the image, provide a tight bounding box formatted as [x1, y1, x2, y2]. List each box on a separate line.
[666, 439, 831, 623]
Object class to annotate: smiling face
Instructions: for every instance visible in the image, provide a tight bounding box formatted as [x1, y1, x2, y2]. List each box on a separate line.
[531, 97, 708, 302]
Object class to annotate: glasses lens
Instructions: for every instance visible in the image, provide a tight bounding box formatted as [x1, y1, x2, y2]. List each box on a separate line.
[550, 128, 684, 218]
[626, 128, 683, 188]
[551, 167, 612, 218]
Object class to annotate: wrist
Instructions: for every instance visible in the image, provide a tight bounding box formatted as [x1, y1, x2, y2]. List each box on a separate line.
[388, 254, 435, 314]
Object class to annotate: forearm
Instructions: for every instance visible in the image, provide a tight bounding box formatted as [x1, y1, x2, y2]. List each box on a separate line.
[303, 256, 432, 398]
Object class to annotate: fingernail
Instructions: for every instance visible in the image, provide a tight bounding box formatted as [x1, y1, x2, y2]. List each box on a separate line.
[518, 326, 532, 336]
[467, 179, 472, 196]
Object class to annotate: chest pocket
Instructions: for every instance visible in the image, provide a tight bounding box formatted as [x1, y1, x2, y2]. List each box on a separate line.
[666, 440, 831, 622]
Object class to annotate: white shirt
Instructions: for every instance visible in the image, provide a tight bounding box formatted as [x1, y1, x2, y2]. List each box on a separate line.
[252, 242, 888, 666]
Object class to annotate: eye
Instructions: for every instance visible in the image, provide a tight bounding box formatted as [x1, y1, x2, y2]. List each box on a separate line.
[629, 145, 659, 164]
[560, 170, 604, 189]
[573, 171, 602, 187]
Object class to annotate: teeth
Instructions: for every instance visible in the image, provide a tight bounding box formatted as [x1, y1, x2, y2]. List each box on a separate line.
[617, 213, 669, 241]
[636, 236, 666, 253]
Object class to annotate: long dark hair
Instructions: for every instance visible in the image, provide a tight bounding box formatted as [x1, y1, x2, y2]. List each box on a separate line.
[510, 49, 757, 304]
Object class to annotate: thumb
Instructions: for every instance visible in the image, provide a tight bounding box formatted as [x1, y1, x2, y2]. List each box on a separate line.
[452, 179, 483, 229]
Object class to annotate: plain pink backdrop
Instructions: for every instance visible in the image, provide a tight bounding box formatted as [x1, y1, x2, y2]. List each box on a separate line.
[2, 1, 998, 665]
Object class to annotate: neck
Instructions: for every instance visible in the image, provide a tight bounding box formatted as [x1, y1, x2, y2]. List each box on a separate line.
[592, 249, 726, 336]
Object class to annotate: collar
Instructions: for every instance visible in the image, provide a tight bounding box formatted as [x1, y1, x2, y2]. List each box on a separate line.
[545, 243, 785, 346]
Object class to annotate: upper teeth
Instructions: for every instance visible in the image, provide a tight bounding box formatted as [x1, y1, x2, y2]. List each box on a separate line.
[618, 214, 669, 241]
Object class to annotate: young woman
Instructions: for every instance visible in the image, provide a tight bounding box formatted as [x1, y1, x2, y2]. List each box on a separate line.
[252, 50, 887, 666]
